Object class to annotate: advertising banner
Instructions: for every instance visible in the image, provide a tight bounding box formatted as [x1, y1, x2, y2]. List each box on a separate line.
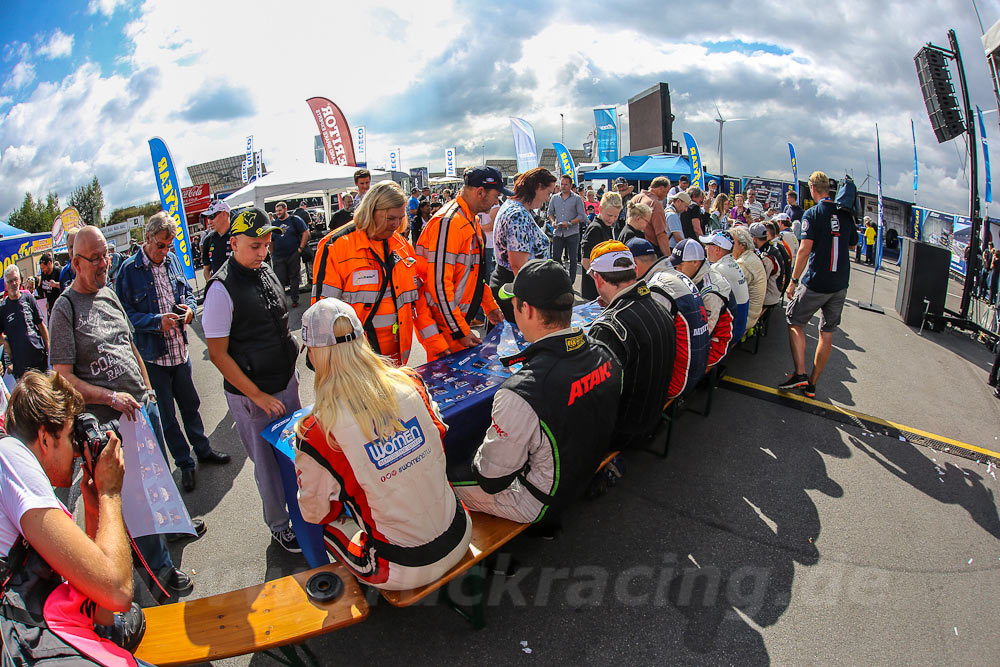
[389, 148, 399, 171]
[51, 206, 82, 247]
[148, 137, 196, 281]
[242, 135, 253, 183]
[445, 147, 457, 177]
[593, 108, 618, 162]
[722, 178, 742, 200]
[682, 132, 702, 190]
[306, 97, 357, 167]
[742, 177, 793, 212]
[509, 118, 539, 173]
[552, 142, 577, 184]
[977, 105, 992, 204]
[875, 125, 884, 272]
[254, 149, 263, 181]
[788, 143, 798, 199]
[911, 118, 919, 195]
[182, 184, 210, 216]
[409, 167, 428, 189]
[356, 126, 367, 167]
[0, 232, 52, 290]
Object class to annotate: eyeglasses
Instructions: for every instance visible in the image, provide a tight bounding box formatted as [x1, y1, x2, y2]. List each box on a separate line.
[75, 252, 109, 265]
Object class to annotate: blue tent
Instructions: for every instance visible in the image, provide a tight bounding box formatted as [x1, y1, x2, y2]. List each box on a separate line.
[0, 221, 26, 237]
[583, 155, 719, 184]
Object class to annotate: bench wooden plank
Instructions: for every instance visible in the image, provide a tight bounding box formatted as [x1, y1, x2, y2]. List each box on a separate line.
[381, 511, 529, 608]
[134, 563, 369, 666]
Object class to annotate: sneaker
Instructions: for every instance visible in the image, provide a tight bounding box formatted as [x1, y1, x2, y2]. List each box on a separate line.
[802, 382, 816, 398]
[778, 373, 809, 391]
[272, 527, 302, 553]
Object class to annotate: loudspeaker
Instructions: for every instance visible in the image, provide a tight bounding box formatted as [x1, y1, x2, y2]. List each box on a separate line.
[895, 238, 952, 326]
[914, 47, 965, 143]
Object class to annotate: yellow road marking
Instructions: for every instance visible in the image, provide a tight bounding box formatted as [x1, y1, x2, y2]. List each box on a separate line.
[722, 376, 1000, 460]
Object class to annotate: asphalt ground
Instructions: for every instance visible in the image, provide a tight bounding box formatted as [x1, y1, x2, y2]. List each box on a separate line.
[149, 256, 1000, 666]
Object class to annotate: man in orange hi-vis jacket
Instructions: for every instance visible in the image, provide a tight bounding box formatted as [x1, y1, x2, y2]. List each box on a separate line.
[415, 167, 510, 352]
[312, 181, 449, 365]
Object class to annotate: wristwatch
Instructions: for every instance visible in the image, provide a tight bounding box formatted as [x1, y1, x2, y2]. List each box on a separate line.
[791, 278, 800, 284]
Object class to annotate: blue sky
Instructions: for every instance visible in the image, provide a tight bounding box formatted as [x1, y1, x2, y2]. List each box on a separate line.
[3, 0, 1000, 219]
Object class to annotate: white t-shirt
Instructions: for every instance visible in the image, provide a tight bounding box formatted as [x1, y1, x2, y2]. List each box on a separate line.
[0, 436, 63, 554]
[202, 281, 235, 339]
[478, 212, 495, 249]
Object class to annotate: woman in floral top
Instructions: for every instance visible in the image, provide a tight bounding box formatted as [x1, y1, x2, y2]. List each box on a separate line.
[490, 167, 558, 321]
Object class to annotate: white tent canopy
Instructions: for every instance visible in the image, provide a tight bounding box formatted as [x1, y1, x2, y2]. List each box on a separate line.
[223, 162, 389, 223]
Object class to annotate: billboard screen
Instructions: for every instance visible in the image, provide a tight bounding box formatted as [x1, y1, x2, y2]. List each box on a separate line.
[628, 83, 672, 156]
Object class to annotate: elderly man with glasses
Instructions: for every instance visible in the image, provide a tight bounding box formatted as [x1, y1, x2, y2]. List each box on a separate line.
[116, 212, 231, 493]
[49, 224, 200, 602]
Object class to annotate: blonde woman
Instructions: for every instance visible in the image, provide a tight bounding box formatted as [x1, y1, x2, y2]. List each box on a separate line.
[312, 180, 449, 365]
[294, 298, 471, 590]
[709, 194, 730, 232]
[729, 193, 748, 226]
[616, 199, 652, 246]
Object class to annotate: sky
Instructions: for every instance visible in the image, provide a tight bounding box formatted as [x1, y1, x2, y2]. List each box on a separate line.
[3, 0, 1000, 221]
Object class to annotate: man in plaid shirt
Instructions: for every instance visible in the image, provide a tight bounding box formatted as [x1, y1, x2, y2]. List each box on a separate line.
[116, 213, 231, 492]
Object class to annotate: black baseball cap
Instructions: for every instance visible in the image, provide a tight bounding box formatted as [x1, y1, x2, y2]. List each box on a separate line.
[614, 177, 628, 186]
[464, 166, 514, 196]
[498, 259, 574, 310]
[230, 207, 281, 237]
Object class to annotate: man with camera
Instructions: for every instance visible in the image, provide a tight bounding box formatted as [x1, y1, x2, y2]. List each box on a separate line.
[116, 213, 231, 493]
[0, 370, 148, 663]
[49, 225, 196, 600]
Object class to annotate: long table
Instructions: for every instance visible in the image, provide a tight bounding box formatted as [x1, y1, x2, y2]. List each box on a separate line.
[262, 302, 605, 567]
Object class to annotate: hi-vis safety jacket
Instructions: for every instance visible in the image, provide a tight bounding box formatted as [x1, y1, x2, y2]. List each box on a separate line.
[312, 222, 450, 365]
[414, 196, 499, 352]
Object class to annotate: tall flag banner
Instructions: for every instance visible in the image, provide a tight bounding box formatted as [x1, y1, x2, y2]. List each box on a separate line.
[389, 148, 399, 171]
[875, 125, 885, 273]
[242, 135, 253, 183]
[509, 118, 539, 172]
[148, 137, 196, 281]
[254, 150, 263, 181]
[306, 97, 357, 167]
[583, 128, 596, 160]
[445, 147, 457, 177]
[355, 126, 367, 167]
[593, 108, 618, 162]
[788, 143, 798, 199]
[682, 132, 703, 189]
[977, 106, 992, 204]
[552, 142, 578, 184]
[911, 118, 918, 195]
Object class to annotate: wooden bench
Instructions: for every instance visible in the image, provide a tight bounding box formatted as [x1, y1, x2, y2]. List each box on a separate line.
[134, 562, 370, 667]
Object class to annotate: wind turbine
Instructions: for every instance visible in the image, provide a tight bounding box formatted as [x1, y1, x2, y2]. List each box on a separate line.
[714, 104, 746, 177]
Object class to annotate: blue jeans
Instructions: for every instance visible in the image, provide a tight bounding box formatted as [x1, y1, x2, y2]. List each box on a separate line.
[552, 233, 580, 282]
[146, 358, 211, 471]
[134, 399, 174, 573]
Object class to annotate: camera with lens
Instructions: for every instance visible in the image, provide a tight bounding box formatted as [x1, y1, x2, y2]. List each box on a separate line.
[73, 413, 121, 462]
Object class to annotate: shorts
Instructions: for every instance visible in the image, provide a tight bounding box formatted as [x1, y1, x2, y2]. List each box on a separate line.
[785, 286, 847, 332]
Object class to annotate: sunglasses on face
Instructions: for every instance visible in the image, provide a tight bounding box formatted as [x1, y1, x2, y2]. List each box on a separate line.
[153, 240, 172, 250]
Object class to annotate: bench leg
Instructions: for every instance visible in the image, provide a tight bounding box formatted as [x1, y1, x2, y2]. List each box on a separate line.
[262, 642, 320, 667]
[442, 561, 487, 629]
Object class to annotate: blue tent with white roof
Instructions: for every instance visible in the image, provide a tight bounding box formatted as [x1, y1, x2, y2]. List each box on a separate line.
[582, 155, 719, 184]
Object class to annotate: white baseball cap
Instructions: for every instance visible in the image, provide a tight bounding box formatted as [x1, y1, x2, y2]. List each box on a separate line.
[301, 298, 364, 348]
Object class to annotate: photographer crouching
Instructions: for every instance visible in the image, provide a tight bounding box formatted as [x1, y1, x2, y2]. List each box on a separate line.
[0, 370, 151, 665]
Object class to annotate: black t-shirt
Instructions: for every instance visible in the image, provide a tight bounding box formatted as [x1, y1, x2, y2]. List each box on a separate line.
[680, 205, 704, 240]
[0, 293, 46, 375]
[202, 231, 232, 275]
[37, 267, 62, 308]
[330, 208, 353, 231]
[581, 220, 613, 300]
[801, 200, 859, 293]
[617, 224, 642, 247]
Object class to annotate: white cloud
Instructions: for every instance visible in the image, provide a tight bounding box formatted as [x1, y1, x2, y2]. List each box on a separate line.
[37, 29, 74, 60]
[87, 0, 127, 17]
[3, 59, 35, 91]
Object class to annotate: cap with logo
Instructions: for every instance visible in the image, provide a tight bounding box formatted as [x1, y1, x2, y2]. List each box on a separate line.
[202, 199, 231, 219]
[589, 240, 637, 273]
[464, 166, 514, 196]
[498, 259, 574, 310]
[230, 207, 282, 238]
[669, 191, 692, 204]
[699, 230, 734, 251]
[748, 222, 769, 239]
[625, 237, 658, 259]
[669, 238, 707, 266]
[301, 298, 365, 348]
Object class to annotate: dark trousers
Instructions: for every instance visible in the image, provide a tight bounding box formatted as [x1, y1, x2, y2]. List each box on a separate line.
[491, 264, 516, 323]
[273, 251, 302, 304]
[865, 243, 875, 264]
[989, 347, 1000, 387]
[146, 358, 211, 470]
[12, 348, 48, 379]
[552, 233, 580, 282]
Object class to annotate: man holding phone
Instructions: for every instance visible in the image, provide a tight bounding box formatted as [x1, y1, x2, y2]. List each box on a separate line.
[116, 213, 230, 493]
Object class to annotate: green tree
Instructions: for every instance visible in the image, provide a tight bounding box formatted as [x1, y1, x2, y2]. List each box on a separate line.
[69, 176, 105, 227]
[7, 191, 61, 234]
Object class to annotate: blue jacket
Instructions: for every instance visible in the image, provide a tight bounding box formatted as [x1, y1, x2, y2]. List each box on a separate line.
[115, 250, 196, 363]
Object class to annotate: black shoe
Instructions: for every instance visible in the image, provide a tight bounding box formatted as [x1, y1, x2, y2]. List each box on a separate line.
[802, 382, 816, 398]
[164, 568, 193, 593]
[271, 527, 302, 553]
[197, 449, 231, 465]
[778, 373, 809, 391]
[167, 516, 206, 542]
[181, 468, 195, 492]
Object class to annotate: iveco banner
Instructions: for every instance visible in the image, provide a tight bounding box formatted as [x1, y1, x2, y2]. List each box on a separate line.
[148, 137, 196, 281]
[356, 126, 367, 167]
[593, 108, 618, 163]
[389, 148, 399, 171]
[306, 97, 357, 167]
[509, 118, 539, 173]
[682, 132, 702, 190]
[553, 142, 577, 184]
[445, 147, 457, 177]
